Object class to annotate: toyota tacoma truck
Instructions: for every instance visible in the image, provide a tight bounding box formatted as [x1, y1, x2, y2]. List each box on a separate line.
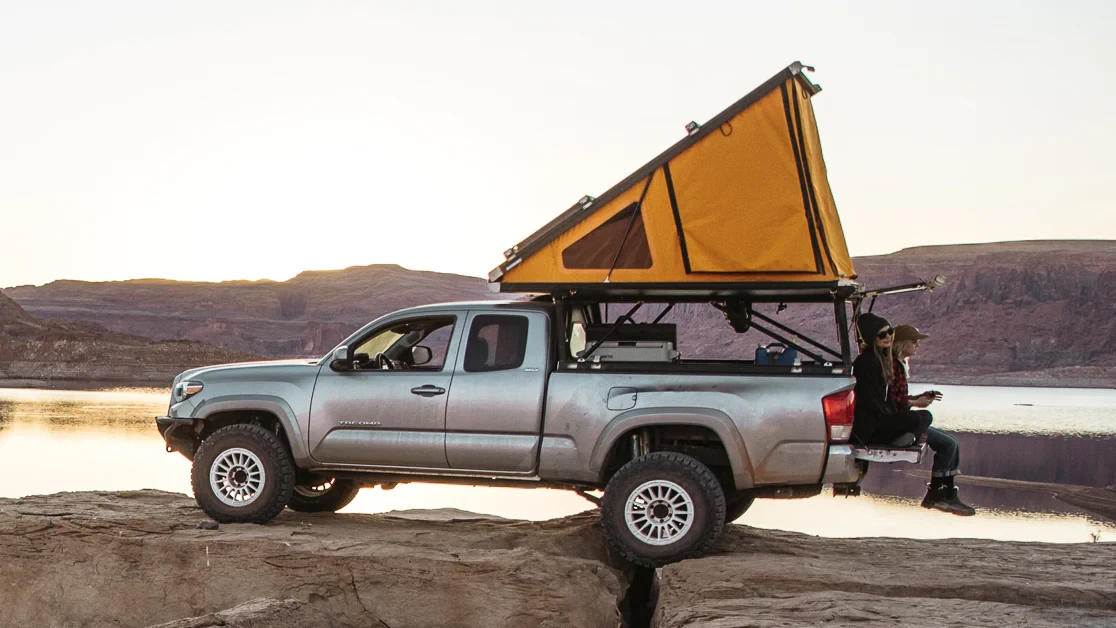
[157, 62, 931, 565]
[156, 287, 930, 567]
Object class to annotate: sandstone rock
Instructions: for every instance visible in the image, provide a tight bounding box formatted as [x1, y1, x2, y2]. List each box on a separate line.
[148, 598, 337, 628]
[0, 490, 626, 628]
[1, 490, 1113, 627]
[654, 522, 1116, 627]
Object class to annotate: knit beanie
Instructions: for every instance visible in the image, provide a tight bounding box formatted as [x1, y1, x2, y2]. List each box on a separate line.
[855, 312, 891, 342]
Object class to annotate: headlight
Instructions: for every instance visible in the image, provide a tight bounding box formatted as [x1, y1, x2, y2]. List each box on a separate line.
[173, 380, 204, 403]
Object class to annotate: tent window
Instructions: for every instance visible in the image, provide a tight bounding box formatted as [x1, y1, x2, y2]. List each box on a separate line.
[561, 203, 652, 270]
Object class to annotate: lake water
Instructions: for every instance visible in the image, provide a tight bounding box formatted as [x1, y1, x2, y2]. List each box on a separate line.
[1, 383, 1113, 544]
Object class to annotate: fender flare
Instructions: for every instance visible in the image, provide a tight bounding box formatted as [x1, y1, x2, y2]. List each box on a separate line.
[191, 395, 313, 467]
[589, 407, 754, 490]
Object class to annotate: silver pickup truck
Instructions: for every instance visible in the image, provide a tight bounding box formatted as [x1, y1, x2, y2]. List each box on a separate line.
[157, 290, 923, 566]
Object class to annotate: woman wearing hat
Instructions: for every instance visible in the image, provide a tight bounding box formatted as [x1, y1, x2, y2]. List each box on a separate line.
[852, 314, 975, 516]
[891, 324, 974, 516]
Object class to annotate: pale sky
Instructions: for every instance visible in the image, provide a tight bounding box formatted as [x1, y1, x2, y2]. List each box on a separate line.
[2, 1, 1114, 288]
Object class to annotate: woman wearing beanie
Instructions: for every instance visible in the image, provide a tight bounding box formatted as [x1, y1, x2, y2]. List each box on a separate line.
[890, 325, 974, 516]
[852, 314, 975, 516]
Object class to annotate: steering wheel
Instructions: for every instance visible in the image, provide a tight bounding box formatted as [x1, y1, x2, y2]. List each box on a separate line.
[374, 352, 395, 370]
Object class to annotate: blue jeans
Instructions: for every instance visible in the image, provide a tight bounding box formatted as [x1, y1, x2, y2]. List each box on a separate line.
[926, 426, 961, 477]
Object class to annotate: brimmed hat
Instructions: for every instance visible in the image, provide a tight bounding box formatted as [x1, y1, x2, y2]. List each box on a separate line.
[893, 324, 929, 343]
[855, 312, 891, 341]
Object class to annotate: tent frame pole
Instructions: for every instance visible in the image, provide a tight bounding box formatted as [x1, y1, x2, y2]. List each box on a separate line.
[834, 299, 852, 366]
[651, 303, 676, 324]
[743, 319, 827, 364]
[748, 308, 843, 360]
[603, 172, 656, 283]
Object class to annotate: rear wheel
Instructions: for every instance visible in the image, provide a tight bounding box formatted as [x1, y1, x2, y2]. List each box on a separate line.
[600, 452, 726, 567]
[287, 478, 361, 513]
[191, 424, 295, 524]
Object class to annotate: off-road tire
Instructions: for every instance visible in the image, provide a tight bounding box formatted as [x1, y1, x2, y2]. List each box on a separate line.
[287, 478, 361, 513]
[191, 423, 295, 524]
[723, 492, 756, 524]
[600, 452, 726, 567]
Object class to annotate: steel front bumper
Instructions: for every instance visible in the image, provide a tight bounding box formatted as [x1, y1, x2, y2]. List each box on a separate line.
[156, 416, 198, 460]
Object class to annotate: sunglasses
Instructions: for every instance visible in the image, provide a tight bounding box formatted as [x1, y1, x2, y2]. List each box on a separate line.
[876, 327, 894, 339]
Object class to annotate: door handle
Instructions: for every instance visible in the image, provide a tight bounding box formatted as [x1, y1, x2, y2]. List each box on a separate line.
[410, 385, 446, 397]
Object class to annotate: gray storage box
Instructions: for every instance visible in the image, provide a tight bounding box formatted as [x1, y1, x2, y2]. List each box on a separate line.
[594, 341, 680, 363]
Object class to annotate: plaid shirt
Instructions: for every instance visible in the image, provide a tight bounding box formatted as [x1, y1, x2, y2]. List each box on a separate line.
[889, 358, 911, 410]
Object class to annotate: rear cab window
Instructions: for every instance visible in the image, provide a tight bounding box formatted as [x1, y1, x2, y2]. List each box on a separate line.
[463, 314, 530, 372]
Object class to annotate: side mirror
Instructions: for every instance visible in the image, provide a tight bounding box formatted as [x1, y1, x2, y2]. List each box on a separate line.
[329, 345, 352, 371]
[411, 345, 433, 366]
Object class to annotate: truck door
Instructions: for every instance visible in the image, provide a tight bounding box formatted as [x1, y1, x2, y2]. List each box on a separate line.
[444, 310, 549, 473]
[308, 314, 461, 469]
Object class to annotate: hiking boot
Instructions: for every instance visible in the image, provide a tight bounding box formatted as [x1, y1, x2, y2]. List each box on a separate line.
[930, 487, 976, 517]
[920, 484, 944, 509]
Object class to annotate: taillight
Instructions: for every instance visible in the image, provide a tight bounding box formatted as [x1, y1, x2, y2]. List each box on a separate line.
[822, 389, 855, 442]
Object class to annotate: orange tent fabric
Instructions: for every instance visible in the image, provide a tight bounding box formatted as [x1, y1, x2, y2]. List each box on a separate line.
[490, 62, 856, 293]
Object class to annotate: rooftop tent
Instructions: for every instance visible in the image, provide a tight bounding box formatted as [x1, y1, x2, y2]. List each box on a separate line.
[489, 62, 857, 298]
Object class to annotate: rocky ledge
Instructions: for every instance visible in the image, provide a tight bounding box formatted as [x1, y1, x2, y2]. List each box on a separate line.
[0, 491, 1113, 628]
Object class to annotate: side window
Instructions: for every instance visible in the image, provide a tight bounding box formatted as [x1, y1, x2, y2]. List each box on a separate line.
[352, 316, 455, 371]
[463, 315, 529, 373]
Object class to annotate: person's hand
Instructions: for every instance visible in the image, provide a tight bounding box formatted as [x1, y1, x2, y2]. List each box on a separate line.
[911, 396, 932, 408]
[925, 390, 943, 401]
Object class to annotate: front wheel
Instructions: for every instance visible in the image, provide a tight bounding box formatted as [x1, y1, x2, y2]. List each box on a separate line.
[600, 452, 726, 567]
[287, 478, 360, 513]
[191, 424, 295, 524]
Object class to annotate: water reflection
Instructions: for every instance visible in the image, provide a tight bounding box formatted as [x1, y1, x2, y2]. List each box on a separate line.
[0, 386, 1114, 544]
[0, 387, 166, 433]
[743, 488, 1115, 543]
[912, 384, 1116, 436]
[864, 431, 1116, 504]
[866, 466, 1103, 519]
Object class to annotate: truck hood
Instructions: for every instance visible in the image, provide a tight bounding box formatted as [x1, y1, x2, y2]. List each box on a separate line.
[174, 359, 321, 385]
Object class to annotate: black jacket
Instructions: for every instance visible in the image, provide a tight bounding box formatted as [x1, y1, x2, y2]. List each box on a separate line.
[852, 351, 896, 441]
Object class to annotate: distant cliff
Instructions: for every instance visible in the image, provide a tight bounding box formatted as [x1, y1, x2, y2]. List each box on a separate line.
[847, 240, 1116, 386]
[0, 291, 260, 386]
[5, 241, 1115, 387]
[5, 265, 498, 359]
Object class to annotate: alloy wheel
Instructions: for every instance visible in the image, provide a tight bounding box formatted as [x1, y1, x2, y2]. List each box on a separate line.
[209, 447, 267, 507]
[624, 479, 695, 546]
